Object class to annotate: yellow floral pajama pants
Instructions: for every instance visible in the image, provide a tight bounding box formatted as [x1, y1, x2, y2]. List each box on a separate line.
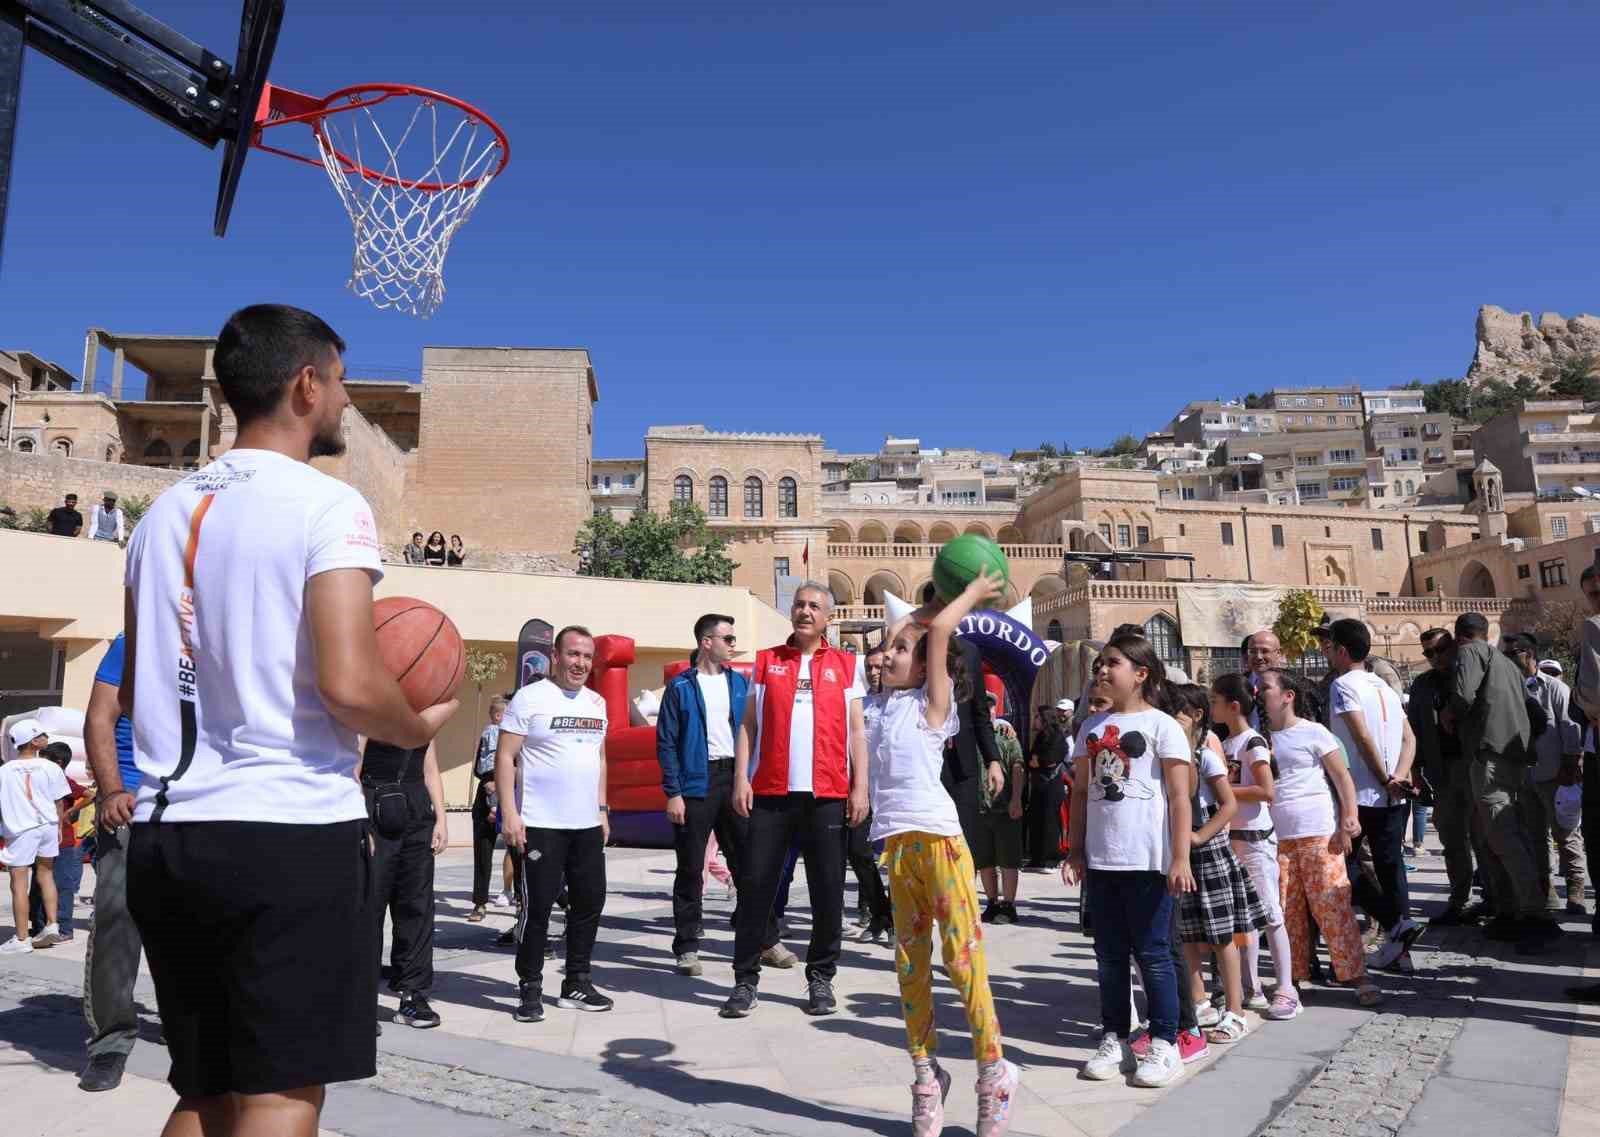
[885, 831, 1003, 1063]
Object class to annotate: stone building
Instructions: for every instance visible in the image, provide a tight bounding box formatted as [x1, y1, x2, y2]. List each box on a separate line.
[3, 328, 599, 570]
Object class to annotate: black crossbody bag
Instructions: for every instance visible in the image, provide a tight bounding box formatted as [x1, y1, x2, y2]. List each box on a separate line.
[367, 748, 417, 840]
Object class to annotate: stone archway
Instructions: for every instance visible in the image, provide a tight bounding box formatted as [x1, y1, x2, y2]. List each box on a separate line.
[963, 522, 994, 539]
[827, 569, 855, 607]
[893, 521, 925, 544]
[928, 521, 958, 544]
[826, 520, 853, 543]
[863, 570, 908, 606]
[857, 520, 889, 543]
[997, 524, 1023, 544]
[1029, 573, 1068, 604]
[1459, 560, 1496, 598]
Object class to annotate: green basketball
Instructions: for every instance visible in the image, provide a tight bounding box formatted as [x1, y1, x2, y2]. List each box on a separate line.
[932, 534, 1011, 604]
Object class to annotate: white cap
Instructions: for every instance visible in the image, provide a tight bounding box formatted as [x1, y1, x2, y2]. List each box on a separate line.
[7, 718, 46, 749]
[1056, 698, 1075, 713]
[1539, 659, 1564, 676]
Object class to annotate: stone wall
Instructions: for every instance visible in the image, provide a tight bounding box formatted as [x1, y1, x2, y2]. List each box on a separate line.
[0, 447, 183, 513]
[1468, 304, 1600, 386]
[408, 347, 595, 569]
[311, 406, 408, 544]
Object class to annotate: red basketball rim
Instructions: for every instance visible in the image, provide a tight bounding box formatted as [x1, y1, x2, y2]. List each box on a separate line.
[253, 81, 511, 193]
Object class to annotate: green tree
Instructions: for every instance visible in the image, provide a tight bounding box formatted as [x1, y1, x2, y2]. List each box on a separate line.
[844, 458, 871, 481]
[1527, 598, 1586, 679]
[1242, 391, 1265, 409]
[1273, 589, 1325, 661]
[1038, 442, 1058, 458]
[1544, 353, 1600, 401]
[1108, 433, 1140, 455]
[1420, 375, 1539, 424]
[575, 501, 738, 584]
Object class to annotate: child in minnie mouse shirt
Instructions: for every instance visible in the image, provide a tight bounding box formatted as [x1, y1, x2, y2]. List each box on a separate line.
[1065, 634, 1194, 1089]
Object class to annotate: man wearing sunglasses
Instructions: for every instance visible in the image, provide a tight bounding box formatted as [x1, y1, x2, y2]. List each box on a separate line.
[657, 613, 780, 978]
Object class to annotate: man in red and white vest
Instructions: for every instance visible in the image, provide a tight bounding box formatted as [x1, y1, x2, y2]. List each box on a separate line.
[721, 584, 869, 1019]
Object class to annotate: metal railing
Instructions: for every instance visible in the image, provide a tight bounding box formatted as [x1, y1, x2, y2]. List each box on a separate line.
[826, 542, 1062, 561]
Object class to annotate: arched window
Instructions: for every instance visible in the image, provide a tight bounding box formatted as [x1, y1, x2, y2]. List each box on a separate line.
[743, 476, 763, 518]
[15, 437, 33, 453]
[1405, 479, 1415, 495]
[708, 475, 728, 517]
[181, 439, 201, 468]
[672, 474, 693, 503]
[778, 476, 798, 518]
[1047, 619, 1063, 641]
[51, 438, 71, 457]
[1144, 614, 1184, 671]
[144, 438, 172, 467]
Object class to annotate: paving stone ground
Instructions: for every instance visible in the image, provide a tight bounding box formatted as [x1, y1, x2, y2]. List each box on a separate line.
[2, 837, 1598, 1137]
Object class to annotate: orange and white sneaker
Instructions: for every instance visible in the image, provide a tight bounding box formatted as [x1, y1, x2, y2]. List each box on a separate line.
[976, 1059, 1020, 1137]
[911, 1064, 952, 1137]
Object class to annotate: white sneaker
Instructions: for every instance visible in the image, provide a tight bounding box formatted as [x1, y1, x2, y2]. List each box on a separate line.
[1244, 989, 1270, 1012]
[493, 892, 513, 909]
[0, 936, 33, 955]
[31, 923, 62, 948]
[1133, 1037, 1184, 1087]
[1083, 1032, 1131, 1081]
[1194, 1002, 1221, 1028]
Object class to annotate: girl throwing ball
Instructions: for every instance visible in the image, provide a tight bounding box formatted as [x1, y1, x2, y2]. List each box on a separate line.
[870, 568, 1020, 1137]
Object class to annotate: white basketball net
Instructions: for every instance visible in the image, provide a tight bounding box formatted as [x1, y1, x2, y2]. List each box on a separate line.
[313, 93, 504, 318]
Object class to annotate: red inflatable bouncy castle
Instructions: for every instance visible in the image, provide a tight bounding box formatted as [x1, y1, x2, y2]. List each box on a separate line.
[587, 633, 1003, 849]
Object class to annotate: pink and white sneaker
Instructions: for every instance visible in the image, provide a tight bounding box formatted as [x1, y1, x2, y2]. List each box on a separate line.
[976, 1059, 1020, 1137]
[1175, 1028, 1210, 1064]
[911, 1065, 952, 1137]
[1264, 990, 1303, 1021]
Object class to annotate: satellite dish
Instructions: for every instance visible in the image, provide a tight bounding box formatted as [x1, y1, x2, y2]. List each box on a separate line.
[1246, 452, 1263, 462]
[1575, 486, 1593, 498]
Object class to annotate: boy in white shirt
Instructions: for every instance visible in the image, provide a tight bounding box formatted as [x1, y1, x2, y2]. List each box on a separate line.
[1, 718, 71, 953]
[1325, 618, 1421, 971]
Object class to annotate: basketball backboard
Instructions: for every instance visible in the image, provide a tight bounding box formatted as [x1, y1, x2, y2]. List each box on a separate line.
[214, 0, 284, 236]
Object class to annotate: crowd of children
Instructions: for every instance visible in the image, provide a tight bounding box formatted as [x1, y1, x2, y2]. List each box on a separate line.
[1056, 633, 1388, 1093]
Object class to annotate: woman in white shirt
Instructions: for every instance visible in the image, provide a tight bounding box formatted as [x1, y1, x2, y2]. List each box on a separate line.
[1257, 669, 1381, 1008]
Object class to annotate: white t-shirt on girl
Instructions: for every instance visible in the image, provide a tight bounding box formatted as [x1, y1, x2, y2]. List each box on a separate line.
[1073, 708, 1193, 873]
[866, 684, 962, 842]
[1223, 730, 1273, 832]
[1267, 719, 1342, 840]
[1194, 742, 1227, 810]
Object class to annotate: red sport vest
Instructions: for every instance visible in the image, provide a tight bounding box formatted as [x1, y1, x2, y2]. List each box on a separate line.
[752, 643, 856, 799]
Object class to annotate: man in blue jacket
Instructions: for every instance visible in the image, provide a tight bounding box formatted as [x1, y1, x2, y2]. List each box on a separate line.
[659, 613, 784, 976]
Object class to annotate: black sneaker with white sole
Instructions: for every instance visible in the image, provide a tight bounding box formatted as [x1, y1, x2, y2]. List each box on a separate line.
[720, 983, 758, 1018]
[558, 976, 614, 1012]
[514, 982, 544, 1022]
[804, 978, 837, 1016]
[397, 993, 442, 1029]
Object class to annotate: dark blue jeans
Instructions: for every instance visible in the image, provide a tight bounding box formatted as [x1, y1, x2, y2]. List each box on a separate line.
[1087, 869, 1177, 1043]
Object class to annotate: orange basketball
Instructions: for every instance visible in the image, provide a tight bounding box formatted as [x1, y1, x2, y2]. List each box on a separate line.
[373, 596, 466, 711]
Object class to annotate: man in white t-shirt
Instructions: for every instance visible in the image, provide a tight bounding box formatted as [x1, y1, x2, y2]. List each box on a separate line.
[122, 305, 456, 1137]
[723, 584, 869, 1019]
[495, 626, 614, 1022]
[1325, 618, 1420, 969]
[1, 719, 70, 953]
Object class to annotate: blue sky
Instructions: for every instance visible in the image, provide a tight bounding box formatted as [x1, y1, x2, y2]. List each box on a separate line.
[3, 2, 1598, 458]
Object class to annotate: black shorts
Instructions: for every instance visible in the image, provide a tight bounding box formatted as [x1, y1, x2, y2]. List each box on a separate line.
[970, 810, 1024, 871]
[128, 819, 378, 1098]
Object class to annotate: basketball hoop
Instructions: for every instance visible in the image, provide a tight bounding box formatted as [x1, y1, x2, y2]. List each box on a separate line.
[253, 82, 510, 318]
